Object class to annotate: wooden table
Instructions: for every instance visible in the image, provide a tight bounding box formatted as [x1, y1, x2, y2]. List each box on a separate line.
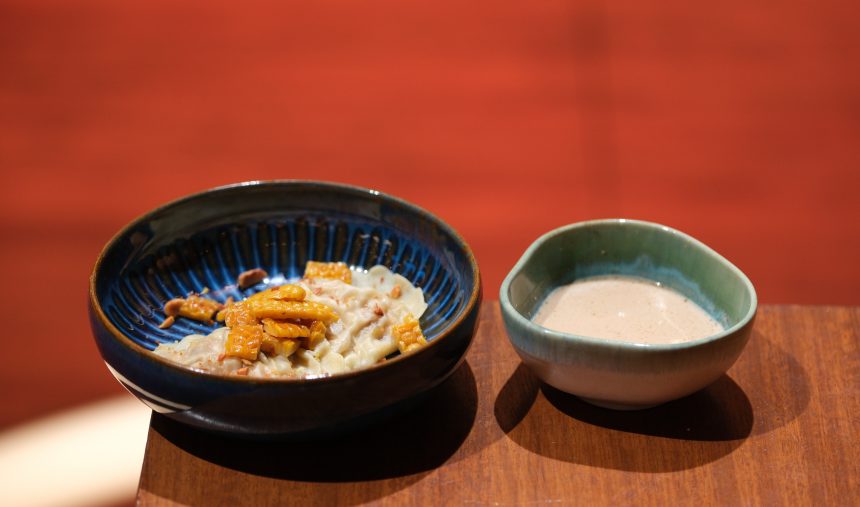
[138, 303, 859, 506]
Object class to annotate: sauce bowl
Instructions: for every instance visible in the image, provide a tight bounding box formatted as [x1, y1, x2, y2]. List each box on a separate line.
[499, 219, 756, 409]
[89, 181, 481, 438]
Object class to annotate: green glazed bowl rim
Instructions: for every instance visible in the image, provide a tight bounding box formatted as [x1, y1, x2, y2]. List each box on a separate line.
[499, 218, 758, 351]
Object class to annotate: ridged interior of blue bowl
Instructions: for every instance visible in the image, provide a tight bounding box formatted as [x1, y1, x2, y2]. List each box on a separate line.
[96, 183, 476, 352]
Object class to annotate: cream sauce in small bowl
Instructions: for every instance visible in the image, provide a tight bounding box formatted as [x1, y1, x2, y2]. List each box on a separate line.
[532, 275, 724, 345]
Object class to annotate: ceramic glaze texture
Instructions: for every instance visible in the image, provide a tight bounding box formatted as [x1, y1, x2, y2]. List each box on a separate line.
[89, 181, 481, 437]
[500, 219, 757, 409]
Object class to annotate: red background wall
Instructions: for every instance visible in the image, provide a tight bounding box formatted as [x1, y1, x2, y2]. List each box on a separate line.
[1, 0, 858, 430]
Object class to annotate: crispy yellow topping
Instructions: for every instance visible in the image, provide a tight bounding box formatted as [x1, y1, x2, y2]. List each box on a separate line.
[262, 318, 311, 338]
[304, 261, 352, 283]
[218, 283, 333, 360]
[305, 320, 327, 351]
[247, 284, 306, 303]
[249, 299, 338, 322]
[393, 314, 427, 354]
[225, 324, 264, 361]
[260, 334, 300, 358]
[163, 295, 223, 323]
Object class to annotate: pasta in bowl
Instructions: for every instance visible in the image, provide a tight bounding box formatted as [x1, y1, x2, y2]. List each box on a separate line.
[154, 263, 430, 379]
[88, 181, 481, 438]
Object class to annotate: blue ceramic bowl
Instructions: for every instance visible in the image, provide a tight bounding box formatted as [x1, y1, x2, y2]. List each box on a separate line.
[89, 181, 481, 437]
[500, 219, 756, 410]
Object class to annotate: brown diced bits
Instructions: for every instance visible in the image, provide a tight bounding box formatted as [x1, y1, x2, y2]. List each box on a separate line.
[158, 316, 175, 329]
[235, 367, 249, 376]
[237, 268, 268, 290]
[373, 304, 384, 317]
[390, 285, 402, 299]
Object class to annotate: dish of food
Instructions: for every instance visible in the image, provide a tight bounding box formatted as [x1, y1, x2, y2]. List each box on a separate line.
[154, 262, 429, 379]
[89, 180, 481, 437]
[500, 218, 756, 409]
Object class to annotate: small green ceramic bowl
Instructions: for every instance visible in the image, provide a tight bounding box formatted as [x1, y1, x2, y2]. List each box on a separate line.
[500, 219, 757, 410]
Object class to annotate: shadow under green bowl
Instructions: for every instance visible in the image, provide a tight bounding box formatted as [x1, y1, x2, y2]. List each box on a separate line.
[500, 219, 757, 410]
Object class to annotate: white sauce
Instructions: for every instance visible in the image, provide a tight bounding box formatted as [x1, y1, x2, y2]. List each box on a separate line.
[532, 275, 723, 344]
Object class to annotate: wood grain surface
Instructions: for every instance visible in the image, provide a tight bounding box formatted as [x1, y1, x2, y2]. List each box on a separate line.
[138, 302, 859, 506]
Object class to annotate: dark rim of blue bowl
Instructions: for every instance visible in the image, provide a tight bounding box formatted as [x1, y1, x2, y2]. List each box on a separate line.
[89, 180, 481, 385]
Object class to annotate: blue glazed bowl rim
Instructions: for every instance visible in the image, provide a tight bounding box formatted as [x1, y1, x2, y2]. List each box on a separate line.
[499, 218, 757, 351]
[89, 179, 481, 385]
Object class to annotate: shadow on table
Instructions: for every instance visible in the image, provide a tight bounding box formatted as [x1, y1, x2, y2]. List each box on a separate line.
[152, 361, 477, 484]
[494, 364, 751, 472]
[493, 331, 810, 472]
